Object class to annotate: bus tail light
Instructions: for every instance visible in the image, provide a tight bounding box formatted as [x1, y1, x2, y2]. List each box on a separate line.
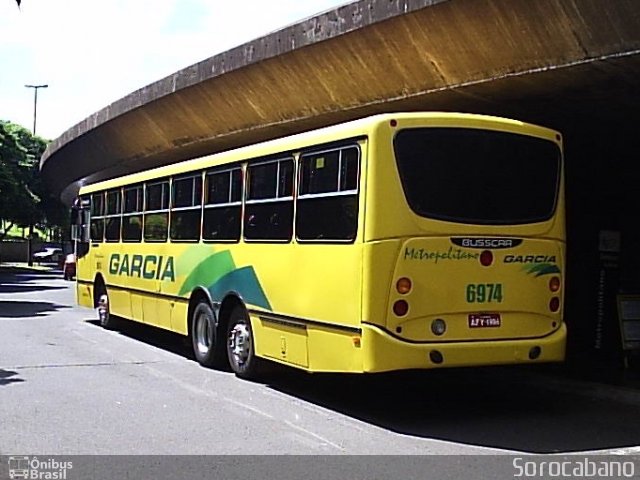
[549, 276, 561, 292]
[549, 297, 560, 312]
[393, 300, 409, 316]
[396, 277, 412, 294]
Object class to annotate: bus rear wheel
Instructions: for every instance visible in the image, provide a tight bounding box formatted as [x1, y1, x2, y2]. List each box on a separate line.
[191, 300, 225, 368]
[226, 306, 266, 379]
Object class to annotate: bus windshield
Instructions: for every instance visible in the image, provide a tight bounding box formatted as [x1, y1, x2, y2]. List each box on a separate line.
[393, 127, 561, 225]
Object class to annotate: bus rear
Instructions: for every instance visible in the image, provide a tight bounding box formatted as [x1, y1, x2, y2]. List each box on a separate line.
[361, 114, 566, 372]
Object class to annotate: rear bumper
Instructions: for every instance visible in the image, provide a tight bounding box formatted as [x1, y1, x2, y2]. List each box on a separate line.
[361, 323, 566, 372]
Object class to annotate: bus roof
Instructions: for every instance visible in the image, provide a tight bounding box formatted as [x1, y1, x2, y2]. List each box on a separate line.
[78, 112, 558, 195]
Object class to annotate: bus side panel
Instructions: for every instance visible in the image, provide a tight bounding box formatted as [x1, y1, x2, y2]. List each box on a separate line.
[131, 292, 145, 322]
[253, 316, 309, 368]
[109, 287, 131, 319]
[75, 242, 94, 309]
[244, 243, 363, 371]
[252, 320, 364, 372]
[147, 242, 174, 331]
[306, 326, 363, 372]
[96, 242, 177, 331]
[170, 300, 189, 336]
[76, 281, 94, 309]
[361, 240, 402, 328]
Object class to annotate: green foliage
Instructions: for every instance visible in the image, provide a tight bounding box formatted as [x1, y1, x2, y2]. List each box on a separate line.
[0, 120, 67, 240]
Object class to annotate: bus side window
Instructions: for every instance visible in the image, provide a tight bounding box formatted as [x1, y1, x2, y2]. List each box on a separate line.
[104, 188, 122, 242]
[203, 168, 241, 242]
[90, 192, 105, 243]
[144, 180, 169, 242]
[123, 185, 143, 242]
[244, 158, 293, 242]
[296, 146, 360, 242]
[170, 173, 202, 242]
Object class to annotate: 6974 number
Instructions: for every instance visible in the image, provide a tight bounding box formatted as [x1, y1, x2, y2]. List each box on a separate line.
[466, 283, 503, 303]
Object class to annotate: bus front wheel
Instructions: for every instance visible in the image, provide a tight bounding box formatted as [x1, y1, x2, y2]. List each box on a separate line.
[191, 301, 224, 368]
[226, 306, 266, 379]
[97, 287, 117, 329]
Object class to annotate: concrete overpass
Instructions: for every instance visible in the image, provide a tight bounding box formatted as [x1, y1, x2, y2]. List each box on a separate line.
[41, 0, 640, 368]
[41, 0, 639, 203]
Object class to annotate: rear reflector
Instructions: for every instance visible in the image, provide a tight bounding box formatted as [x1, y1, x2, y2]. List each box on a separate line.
[393, 300, 409, 316]
[480, 250, 493, 266]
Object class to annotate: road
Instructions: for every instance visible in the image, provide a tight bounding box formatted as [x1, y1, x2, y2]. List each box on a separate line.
[1, 266, 640, 458]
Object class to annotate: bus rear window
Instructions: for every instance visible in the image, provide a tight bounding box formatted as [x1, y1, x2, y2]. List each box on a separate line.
[393, 128, 561, 225]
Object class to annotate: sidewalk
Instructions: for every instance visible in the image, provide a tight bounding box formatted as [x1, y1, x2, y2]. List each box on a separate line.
[514, 359, 640, 398]
[555, 362, 640, 391]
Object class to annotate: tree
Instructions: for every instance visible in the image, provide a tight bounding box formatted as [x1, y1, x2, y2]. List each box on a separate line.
[0, 122, 32, 237]
[0, 120, 67, 243]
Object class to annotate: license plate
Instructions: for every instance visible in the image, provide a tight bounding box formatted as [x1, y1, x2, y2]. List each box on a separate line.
[468, 313, 501, 328]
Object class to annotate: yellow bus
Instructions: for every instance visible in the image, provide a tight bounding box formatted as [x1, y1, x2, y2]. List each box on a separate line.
[70, 112, 566, 378]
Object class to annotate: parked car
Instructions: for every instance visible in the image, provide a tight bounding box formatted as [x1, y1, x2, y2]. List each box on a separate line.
[63, 253, 76, 280]
[33, 247, 63, 264]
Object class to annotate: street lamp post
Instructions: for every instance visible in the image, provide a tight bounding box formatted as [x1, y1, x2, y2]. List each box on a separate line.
[24, 84, 48, 266]
[24, 84, 48, 135]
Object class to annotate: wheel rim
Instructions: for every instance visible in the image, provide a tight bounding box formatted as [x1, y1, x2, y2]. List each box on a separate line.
[98, 293, 109, 325]
[195, 310, 211, 356]
[229, 322, 251, 367]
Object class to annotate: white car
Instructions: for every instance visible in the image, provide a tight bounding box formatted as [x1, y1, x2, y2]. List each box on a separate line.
[33, 247, 63, 263]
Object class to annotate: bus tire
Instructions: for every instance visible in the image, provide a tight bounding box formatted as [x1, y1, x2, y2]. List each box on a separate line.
[191, 300, 225, 368]
[97, 287, 118, 330]
[226, 305, 266, 379]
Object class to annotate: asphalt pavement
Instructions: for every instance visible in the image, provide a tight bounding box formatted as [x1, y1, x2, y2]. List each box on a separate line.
[1, 262, 640, 459]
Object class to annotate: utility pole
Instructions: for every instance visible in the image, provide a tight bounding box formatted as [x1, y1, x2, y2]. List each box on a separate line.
[24, 84, 48, 266]
[24, 84, 48, 135]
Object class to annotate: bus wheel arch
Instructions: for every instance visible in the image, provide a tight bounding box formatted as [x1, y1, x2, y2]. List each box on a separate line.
[93, 274, 117, 329]
[221, 297, 267, 379]
[189, 289, 226, 368]
[93, 274, 106, 308]
[187, 288, 211, 338]
[217, 294, 244, 344]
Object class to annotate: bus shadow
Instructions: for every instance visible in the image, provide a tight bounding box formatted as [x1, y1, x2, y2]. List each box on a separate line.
[81, 317, 640, 453]
[85, 318, 196, 361]
[267, 367, 640, 454]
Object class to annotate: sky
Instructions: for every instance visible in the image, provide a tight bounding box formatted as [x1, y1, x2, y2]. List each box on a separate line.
[0, 0, 349, 141]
